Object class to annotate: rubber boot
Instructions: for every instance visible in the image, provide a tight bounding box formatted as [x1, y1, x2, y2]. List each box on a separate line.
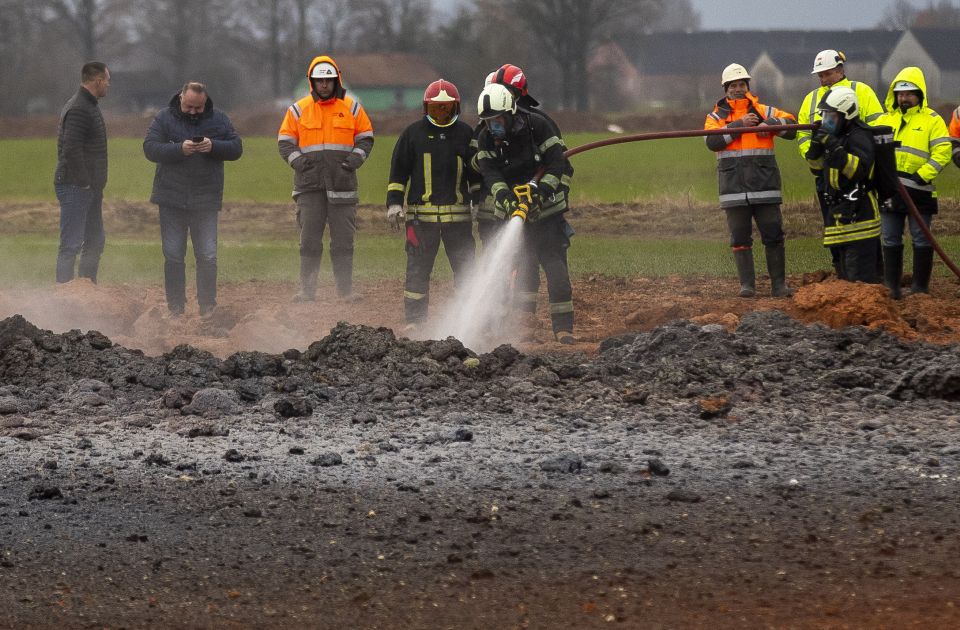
[733, 248, 756, 298]
[293, 255, 321, 302]
[765, 243, 793, 297]
[882, 245, 903, 300]
[330, 251, 355, 300]
[910, 247, 934, 294]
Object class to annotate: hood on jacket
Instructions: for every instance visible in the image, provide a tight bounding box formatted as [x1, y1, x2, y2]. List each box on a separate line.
[169, 91, 214, 120]
[306, 55, 346, 100]
[885, 66, 927, 111]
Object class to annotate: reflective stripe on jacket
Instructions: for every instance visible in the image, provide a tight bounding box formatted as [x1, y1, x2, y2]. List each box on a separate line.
[818, 121, 881, 246]
[876, 66, 951, 198]
[703, 92, 795, 208]
[277, 55, 374, 202]
[797, 78, 884, 161]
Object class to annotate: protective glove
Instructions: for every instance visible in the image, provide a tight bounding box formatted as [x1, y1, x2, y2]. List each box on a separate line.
[340, 152, 364, 172]
[805, 135, 826, 161]
[493, 189, 514, 219]
[386, 205, 404, 230]
[405, 220, 423, 256]
[910, 172, 928, 186]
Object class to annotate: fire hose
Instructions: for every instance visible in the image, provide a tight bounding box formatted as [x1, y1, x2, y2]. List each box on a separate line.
[536, 123, 960, 282]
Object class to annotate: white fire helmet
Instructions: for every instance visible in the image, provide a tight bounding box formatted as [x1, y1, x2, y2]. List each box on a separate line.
[818, 86, 859, 120]
[721, 63, 751, 87]
[811, 50, 845, 74]
[477, 83, 516, 119]
[310, 62, 338, 79]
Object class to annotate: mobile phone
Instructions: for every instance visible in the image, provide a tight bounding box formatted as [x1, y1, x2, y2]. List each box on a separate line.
[192, 136, 203, 142]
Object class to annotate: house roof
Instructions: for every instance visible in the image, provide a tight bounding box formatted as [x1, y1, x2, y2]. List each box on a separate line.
[333, 54, 441, 89]
[623, 30, 903, 77]
[910, 28, 960, 71]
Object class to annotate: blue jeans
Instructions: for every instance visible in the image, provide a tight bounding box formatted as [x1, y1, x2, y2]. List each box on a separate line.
[159, 206, 219, 309]
[55, 184, 105, 283]
[881, 211, 933, 248]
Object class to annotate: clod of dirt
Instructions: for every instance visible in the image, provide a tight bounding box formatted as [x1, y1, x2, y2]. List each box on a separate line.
[539, 453, 584, 473]
[311, 452, 342, 467]
[182, 388, 240, 417]
[665, 489, 702, 503]
[274, 397, 313, 418]
[698, 394, 732, 418]
[28, 485, 63, 501]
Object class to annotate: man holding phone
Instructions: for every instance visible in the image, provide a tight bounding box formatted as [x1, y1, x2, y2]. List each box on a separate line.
[143, 82, 243, 316]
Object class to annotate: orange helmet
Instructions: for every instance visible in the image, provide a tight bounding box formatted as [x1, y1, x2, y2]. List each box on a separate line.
[423, 79, 460, 127]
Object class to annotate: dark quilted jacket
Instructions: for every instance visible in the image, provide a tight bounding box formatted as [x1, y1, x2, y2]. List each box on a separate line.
[55, 87, 108, 189]
[142, 93, 243, 212]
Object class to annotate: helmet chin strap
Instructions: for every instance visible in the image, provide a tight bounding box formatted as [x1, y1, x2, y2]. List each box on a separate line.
[427, 114, 458, 128]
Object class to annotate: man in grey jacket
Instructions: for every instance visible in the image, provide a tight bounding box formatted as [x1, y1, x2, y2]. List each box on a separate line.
[54, 61, 110, 283]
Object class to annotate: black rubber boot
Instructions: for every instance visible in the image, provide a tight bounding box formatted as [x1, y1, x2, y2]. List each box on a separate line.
[765, 242, 792, 297]
[882, 245, 903, 300]
[293, 256, 321, 302]
[910, 247, 934, 294]
[733, 249, 756, 298]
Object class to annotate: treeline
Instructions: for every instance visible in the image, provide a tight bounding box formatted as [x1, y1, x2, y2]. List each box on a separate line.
[0, 0, 698, 115]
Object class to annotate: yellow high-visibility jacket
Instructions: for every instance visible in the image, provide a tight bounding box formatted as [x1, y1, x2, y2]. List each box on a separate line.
[797, 77, 884, 163]
[876, 66, 951, 199]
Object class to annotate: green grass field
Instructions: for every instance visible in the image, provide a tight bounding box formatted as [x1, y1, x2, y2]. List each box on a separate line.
[5, 135, 959, 205]
[3, 233, 954, 288]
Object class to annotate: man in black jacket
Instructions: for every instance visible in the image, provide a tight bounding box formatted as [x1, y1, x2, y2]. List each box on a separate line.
[143, 82, 243, 316]
[54, 61, 110, 283]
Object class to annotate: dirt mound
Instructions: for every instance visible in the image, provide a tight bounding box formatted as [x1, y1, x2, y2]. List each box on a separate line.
[792, 280, 915, 338]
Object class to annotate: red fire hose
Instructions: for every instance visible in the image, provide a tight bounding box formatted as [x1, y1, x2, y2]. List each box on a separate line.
[562, 124, 960, 282]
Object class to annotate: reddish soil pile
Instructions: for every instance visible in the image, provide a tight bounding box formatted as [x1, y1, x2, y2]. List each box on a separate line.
[2, 273, 959, 357]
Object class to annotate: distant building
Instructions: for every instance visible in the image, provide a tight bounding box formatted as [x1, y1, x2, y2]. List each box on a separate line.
[882, 28, 960, 104]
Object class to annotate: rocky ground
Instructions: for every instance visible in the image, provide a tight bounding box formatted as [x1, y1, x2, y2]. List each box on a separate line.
[2, 309, 960, 628]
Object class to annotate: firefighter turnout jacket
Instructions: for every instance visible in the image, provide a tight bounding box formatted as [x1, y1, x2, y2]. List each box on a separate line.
[876, 67, 951, 210]
[277, 56, 374, 203]
[948, 105, 960, 168]
[386, 118, 478, 223]
[805, 119, 881, 247]
[797, 77, 884, 161]
[704, 92, 796, 208]
[473, 109, 570, 223]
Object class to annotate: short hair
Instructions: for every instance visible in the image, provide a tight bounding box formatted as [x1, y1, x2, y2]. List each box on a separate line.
[81, 62, 108, 83]
[181, 81, 207, 96]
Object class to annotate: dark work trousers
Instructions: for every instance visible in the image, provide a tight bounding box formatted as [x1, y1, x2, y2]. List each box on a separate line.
[516, 214, 574, 334]
[159, 206, 219, 310]
[55, 184, 105, 283]
[477, 219, 503, 252]
[815, 175, 843, 275]
[837, 237, 880, 283]
[404, 221, 475, 323]
[296, 191, 357, 297]
[723, 203, 785, 248]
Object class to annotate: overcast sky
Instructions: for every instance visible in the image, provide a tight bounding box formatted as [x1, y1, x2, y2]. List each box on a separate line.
[688, 0, 945, 29]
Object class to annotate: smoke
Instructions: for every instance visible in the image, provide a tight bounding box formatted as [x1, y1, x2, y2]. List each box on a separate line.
[427, 217, 526, 353]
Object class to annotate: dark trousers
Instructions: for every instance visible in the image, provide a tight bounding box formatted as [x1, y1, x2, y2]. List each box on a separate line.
[404, 221, 475, 323]
[159, 206, 219, 309]
[516, 214, 574, 334]
[55, 184, 105, 283]
[477, 219, 502, 252]
[297, 191, 357, 296]
[723, 203, 785, 248]
[881, 210, 934, 248]
[837, 237, 880, 283]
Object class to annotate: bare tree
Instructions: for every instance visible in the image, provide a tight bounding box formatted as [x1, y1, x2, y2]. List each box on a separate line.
[353, 0, 433, 53]
[878, 0, 918, 28]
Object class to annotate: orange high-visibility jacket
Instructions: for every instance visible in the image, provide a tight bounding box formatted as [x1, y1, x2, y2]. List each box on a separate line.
[278, 56, 374, 202]
[704, 92, 796, 208]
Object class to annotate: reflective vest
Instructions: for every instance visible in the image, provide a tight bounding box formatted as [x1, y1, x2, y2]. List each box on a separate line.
[797, 77, 884, 162]
[704, 92, 796, 208]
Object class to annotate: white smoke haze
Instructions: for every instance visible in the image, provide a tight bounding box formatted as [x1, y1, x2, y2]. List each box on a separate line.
[426, 216, 526, 353]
